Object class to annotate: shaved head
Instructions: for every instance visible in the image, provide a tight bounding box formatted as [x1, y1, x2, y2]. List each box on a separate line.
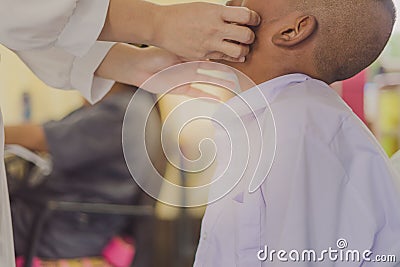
[302, 0, 396, 82]
[224, 0, 396, 85]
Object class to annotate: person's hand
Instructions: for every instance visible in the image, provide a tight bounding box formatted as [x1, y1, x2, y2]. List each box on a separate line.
[123, 46, 183, 87]
[152, 2, 261, 62]
[130, 48, 239, 98]
[96, 44, 236, 98]
[100, 0, 259, 62]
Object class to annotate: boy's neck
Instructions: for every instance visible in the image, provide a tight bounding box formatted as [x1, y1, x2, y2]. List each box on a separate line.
[219, 48, 322, 90]
[228, 63, 283, 87]
[223, 58, 295, 91]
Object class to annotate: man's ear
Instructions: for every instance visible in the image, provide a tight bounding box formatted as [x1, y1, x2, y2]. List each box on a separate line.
[272, 15, 317, 47]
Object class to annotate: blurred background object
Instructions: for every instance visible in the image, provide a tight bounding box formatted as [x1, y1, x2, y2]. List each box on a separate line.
[5, 83, 163, 267]
[0, 45, 83, 125]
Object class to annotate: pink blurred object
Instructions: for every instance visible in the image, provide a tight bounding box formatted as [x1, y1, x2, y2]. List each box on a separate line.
[102, 237, 136, 267]
[341, 70, 367, 123]
[16, 256, 41, 267]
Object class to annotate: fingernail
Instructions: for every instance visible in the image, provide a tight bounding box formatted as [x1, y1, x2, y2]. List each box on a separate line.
[257, 15, 261, 25]
[239, 57, 246, 62]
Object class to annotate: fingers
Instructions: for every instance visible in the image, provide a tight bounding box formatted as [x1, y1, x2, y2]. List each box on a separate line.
[224, 23, 255, 45]
[217, 41, 250, 60]
[225, 0, 243, 7]
[154, 2, 259, 62]
[222, 6, 261, 26]
[216, 6, 259, 61]
[206, 52, 245, 62]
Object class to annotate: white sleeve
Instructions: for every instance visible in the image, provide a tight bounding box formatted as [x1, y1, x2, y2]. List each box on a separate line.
[0, 0, 115, 103]
[70, 42, 116, 103]
[16, 42, 116, 104]
[0, 0, 110, 57]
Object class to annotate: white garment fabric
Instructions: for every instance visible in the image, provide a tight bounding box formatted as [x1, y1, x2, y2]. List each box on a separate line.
[16, 42, 116, 104]
[0, 111, 14, 267]
[390, 151, 400, 192]
[194, 74, 400, 266]
[0, 1, 116, 265]
[0, 0, 115, 104]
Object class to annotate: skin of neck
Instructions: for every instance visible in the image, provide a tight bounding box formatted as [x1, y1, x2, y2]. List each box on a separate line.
[221, 33, 319, 90]
[217, 1, 322, 90]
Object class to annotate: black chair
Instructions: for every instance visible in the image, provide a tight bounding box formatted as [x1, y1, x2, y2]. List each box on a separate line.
[5, 146, 156, 267]
[22, 200, 155, 267]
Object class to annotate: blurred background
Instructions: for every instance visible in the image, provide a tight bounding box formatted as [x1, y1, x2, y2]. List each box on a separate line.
[2, 0, 400, 266]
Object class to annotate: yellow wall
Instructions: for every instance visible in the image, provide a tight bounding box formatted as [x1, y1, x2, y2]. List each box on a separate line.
[0, 46, 83, 125]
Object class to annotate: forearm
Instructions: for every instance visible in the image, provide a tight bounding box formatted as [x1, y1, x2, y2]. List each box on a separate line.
[95, 43, 138, 85]
[95, 43, 181, 88]
[5, 125, 48, 152]
[98, 0, 260, 62]
[99, 0, 161, 45]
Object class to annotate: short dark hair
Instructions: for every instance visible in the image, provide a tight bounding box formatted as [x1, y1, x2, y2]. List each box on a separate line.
[304, 0, 396, 83]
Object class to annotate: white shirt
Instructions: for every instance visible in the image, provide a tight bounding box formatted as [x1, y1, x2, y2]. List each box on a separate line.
[0, 0, 115, 103]
[0, 1, 116, 265]
[389, 151, 400, 192]
[194, 74, 400, 266]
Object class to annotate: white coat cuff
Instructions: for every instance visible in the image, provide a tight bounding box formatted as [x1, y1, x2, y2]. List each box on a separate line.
[56, 0, 110, 57]
[71, 41, 115, 104]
